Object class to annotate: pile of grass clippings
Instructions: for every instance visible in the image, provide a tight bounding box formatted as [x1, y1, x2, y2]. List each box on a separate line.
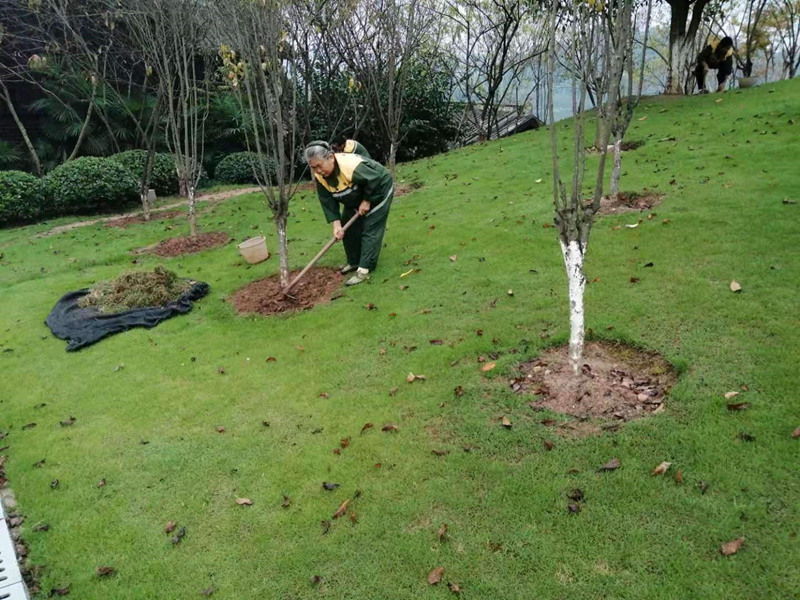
[77, 266, 193, 313]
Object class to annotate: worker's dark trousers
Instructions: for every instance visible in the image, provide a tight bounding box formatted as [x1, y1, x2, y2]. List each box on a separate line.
[341, 191, 393, 271]
[695, 56, 733, 91]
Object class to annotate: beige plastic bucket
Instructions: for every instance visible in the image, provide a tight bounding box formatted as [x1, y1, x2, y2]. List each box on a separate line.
[237, 236, 270, 264]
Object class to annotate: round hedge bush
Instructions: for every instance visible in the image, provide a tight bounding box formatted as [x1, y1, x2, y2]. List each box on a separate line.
[215, 152, 275, 184]
[44, 157, 138, 215]
[0, 170, 45, 226]
[110, 150, 179, 197]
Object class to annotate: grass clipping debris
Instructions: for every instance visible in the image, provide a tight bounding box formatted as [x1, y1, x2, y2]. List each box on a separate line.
[78, 266, 193, 314]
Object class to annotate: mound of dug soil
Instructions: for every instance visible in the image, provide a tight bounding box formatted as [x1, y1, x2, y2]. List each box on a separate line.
[152, 232, 231, 257]
[105, 210, 184, 228]
[596, 190, 663, 215]
[510, 341, 676, 424]
[230, 267, 343, 316]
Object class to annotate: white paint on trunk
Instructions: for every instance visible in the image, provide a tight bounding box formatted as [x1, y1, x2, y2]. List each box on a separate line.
[187, 186, 197, 237]
[140, 192, 151, 222]
[559, 238, 586, 374]
[278, 224, 289, 288]
[610, 137, 622, 199]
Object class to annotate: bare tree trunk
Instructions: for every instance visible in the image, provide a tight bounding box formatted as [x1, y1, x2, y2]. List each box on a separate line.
[66, 82, 97, 162]
[388, 140, 397, 176]
[187, 185, 197, 236]
[610, 134, 622, 200]
[559, 239, 586, 372]
[275, 208, 289, 287]
[0, 81, 43, 176]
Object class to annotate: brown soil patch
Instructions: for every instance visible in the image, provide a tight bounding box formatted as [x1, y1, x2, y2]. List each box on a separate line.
[105, 210, 184, 228]
[395, 181, 424, 197]
[510, 341, 676, 426]
[596, 190, 664, 215]
[620, 140, 645, 151]
[152, 232, 231, 257]
[230, 267, 343, 316]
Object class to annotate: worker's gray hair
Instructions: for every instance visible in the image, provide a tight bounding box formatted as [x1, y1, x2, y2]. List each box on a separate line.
[304, 140, 333, 162]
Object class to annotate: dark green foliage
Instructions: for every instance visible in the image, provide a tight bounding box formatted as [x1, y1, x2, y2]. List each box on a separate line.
[110, 150, 180, 197]
[44, 157, 138, 215]
[0, 170, 45, 225]
[215, 151, 274, 184]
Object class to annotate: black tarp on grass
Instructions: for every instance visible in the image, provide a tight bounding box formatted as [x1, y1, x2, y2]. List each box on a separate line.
[46, 282, 210, 351]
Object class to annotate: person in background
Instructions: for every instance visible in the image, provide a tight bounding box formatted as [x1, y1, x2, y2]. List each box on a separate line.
[695, 36, 736, 93]
[331, 134, 371, 159]
[305, 141, 393, 286]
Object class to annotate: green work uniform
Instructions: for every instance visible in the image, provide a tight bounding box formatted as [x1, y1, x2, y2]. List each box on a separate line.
[314, 153, 393, 271]
[342, 139, 371, 159]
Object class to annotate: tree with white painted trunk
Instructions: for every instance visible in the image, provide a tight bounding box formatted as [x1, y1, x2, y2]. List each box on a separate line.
[609, 0, 653, 201]
[126, 0, 211, 237]
[546, 0, 634, 373]
[215, 0, 302, 289]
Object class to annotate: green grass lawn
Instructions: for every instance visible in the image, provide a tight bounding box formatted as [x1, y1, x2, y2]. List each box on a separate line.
[1, 80, 799, 599]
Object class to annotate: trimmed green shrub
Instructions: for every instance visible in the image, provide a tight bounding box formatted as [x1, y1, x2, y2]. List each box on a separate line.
[0, 170, 45, 226]
[215, 152, 274, 184]
[44, 157, 138, 215]
[110, 150, 179, 197]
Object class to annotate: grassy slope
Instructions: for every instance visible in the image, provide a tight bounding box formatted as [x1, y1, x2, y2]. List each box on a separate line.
[1, 80, 799, 599]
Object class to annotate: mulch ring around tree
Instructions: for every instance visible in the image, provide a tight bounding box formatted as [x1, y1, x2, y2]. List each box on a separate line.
[151, 232, 231, 257]
[510, 341, 677, 435]
[230, 267, 343, 316]
[596, 190, 664, 215]
[105, 210, 184, 228]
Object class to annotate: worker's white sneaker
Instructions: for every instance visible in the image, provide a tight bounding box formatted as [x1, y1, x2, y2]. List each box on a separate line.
[340, 264, 358, 275]
[345, 268, 370, 286]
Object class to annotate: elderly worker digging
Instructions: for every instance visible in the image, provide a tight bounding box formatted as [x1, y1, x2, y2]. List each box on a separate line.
[305, 140, 394, 286]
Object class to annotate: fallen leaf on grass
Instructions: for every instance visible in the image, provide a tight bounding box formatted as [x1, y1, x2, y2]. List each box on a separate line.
[454, 386, 464, 397]
[637, 115, 647, 121]
[481, 362, 496, 372]
[95, 566, 115, 577]
[333, 499, 351, 519]
[727, 402, 750, 411]
[266, 356, 276, 362]
[50, 479, 59, 489]
[97, 478, 106, 488]
[675, 469, 684, 484]
[216, 426, 226, 433]
[171, 526, 186, 545]
[406, 372, 426, 383]
[501, 416, 512, 428]
[322, 482, 340, 491]
[382, 424, 399, 432]
[793, 426, 800, 438]
[437, 523, 448, 542]
[432, 449, 450, 456]
[389, 387, 399, 396]
[310, 575, 322, 585]
[449, 255, 457, 262]
[365, 303, 377, 310]
[543, 440, 555, 451]
[340, 437, 351, 449]
[624, 223, 639, 229]
[630, 277, 640, 283]
[22, 422, 37, 430]
[567, 488, 584, 501]
[49, 585, 70, 596]
[318, 392, 330, 399]
[720, 537, 744, 556]
[448, 582, 463, 594]
[217, 367, 226, 375]
[568, 503, 581, 514]
[200, 585, 215, 596]
[599, 458, 621, 471]
[360, 423, 374, 435]
[60, 417, 76, 427]
[724, 391, 740, 400]
[281, 495, 291, 508]
[349, 511, 357, 524]
[236, 498, 253, 506]
[430, 339, 444, 345]
[730, 280, 742, 293]
[428, 567, 445, 585]
[535, 178, 543, 183]
[321, 520, 331, 535]
[400, 268, 415, 278]
[165, 521, 177, 534]
[33, 459, 46, 468]
[652, 461, 672, 476]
